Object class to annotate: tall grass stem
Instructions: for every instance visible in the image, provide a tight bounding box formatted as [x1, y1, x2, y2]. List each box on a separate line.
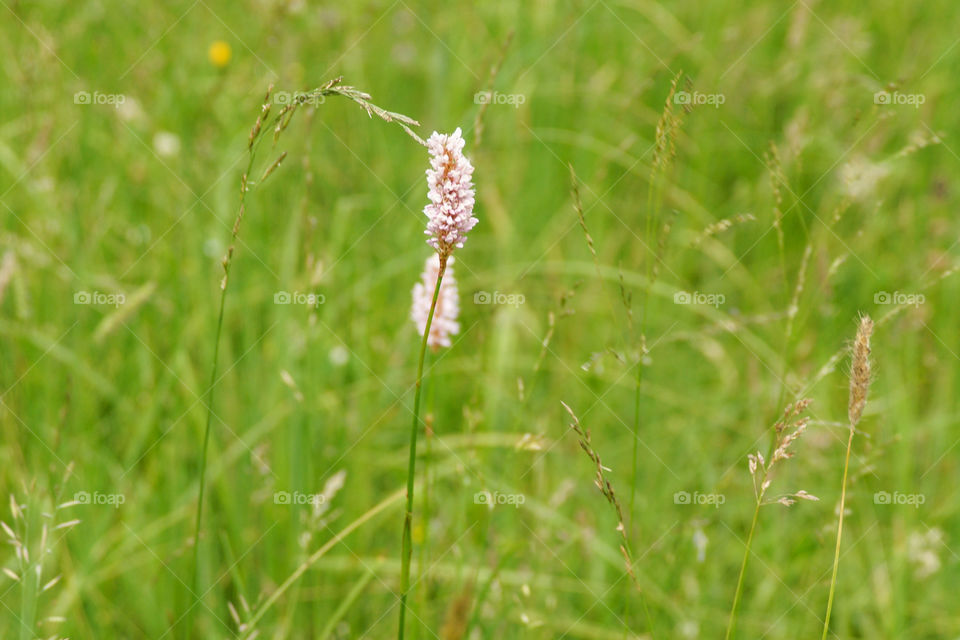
[821, 427, 854, 639]
[189, 145, 257, 636]
[725, 501, 760, 640]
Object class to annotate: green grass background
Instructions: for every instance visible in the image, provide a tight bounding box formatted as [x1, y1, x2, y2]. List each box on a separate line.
[1, 0, 958, 638]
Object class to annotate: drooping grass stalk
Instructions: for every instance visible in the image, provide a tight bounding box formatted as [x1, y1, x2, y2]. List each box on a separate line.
[569, 160, 637, 538]
[821, 315, 873, 639]
[398, 256, 446, 640]
[188, 78, 421, 637]
[562, 401, 655, 638]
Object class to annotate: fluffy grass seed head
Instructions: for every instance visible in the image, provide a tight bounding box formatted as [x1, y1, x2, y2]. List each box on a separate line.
[411, 254, 460, 350]
[848, 314, 874, 427]
[424, 127, 477, 258]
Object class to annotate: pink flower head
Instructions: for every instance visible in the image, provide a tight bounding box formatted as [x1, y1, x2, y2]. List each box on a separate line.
[423, 127, 477, 257]
[411, 254, 460, 350]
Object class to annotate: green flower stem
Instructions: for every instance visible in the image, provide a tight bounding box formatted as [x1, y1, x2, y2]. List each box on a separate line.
[397, 254, 446, 640]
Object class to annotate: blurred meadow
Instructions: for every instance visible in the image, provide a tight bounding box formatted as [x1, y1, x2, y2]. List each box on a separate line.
[2, 0, 959, 638]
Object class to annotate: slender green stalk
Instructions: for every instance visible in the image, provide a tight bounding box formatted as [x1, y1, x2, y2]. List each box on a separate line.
[19, 569, 37, 640]
[189, 147, 256, 636]
[726, 399, 814, 639]
[417, 384, 436, 635]
[725, 500, 761, 640]
[190, 286, 225, 592]
[822, 315, 872, 638]
[821, 428, 854, 639]
[18, 505, 37, 640]
[191, 287, 225, 529]
[398, 255, 446, 640]
[189, 88, 288, 633]
[622, 74, 681, 635]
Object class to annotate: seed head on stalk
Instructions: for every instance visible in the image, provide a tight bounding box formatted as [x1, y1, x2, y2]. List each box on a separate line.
[848, 315, 874, 428]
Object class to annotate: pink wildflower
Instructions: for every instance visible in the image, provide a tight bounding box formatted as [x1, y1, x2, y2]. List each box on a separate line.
[423, 127, 477, 257]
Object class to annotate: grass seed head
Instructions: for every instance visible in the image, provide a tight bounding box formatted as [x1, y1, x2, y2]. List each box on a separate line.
[848, 315, 874, 427]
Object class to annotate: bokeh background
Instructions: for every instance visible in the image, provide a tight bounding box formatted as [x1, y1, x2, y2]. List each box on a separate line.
[1, 0, 958, 638]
